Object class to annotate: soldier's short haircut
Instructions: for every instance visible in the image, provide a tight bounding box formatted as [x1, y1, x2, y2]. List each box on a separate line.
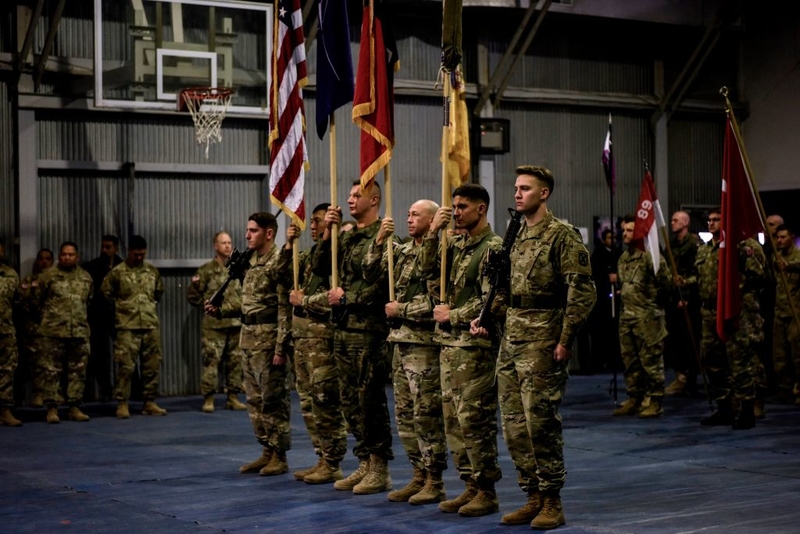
[101, 234, 120, 246]
[249, 212, 278, 233]
[601, 229, 613, 241]
[213, 231, 230, 244]
[516, 165, 555, 194]
[59, 241, 79, 253]
[709, 207, 721, 216]
[452, 183, 491, 208]
[776, 224, 794, 236]
[129, 235, 148, 250]
[351, 180, 382, 203]
[622, 213, 636, 225]
[312, 202, 331, 214]
[37, 248, 54, 260]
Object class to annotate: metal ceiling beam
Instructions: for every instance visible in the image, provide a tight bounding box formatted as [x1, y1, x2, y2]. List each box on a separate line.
[33, 0, 66, 92]
[15, 0, 45, 86]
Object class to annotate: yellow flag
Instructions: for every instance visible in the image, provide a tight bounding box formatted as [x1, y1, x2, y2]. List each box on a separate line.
[444, 66, 470, 189]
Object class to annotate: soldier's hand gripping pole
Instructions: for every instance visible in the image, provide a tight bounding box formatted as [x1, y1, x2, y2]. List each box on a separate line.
[475, 208, 523, 329]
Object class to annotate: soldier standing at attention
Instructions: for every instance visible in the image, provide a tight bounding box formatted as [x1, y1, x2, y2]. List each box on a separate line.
[187, 231, 246, 413]
[286, 203, 349, 485]
[417, 183, 503, 517]
[19, 248, 54, 407]
[772, 225, 800, 405]
[0, 238, 23, 427]
[364, 199, 449, 505]
[37, 242, 94, 423]
[102, 235, 167, 418]
[312, 181, 394, 495]
[614, 214, 672, 418]
[472, 166, 596, 530]
[206, 213, 293, 476]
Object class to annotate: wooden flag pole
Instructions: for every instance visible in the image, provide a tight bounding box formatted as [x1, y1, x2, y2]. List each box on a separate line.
[330, 112, 339, 288]
[439, 74, 451, 301]
[385, 162, 396, 301]
[293, 241, 300, 291]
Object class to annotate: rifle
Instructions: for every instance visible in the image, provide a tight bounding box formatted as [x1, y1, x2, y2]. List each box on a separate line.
[208, 248, 253, 308]
[474, 208, 524, 329]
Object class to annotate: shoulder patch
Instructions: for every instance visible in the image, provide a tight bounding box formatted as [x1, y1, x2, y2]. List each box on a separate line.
[744, 246, 753, 257]
[579, 251, 589, 266]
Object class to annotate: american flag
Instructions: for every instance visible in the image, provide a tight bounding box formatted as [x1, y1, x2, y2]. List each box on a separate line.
[269, 0, 308, 229]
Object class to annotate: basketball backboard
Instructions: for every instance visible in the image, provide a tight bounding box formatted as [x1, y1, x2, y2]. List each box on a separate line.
[93, 0, 272, 115]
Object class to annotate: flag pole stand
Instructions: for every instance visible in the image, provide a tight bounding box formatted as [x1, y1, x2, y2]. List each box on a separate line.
[330, 112, 339, 288]
[385, 162, 396, 301]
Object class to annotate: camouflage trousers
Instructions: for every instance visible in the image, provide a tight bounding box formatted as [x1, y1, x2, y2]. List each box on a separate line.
[242, 347, 291, 453]
[40, 336, 89, 405]
[113, 329, 163, 401]
[725, 305, 765, 402]
[200, 327, 243, 396]
[333, 328, 393, 461]
[772, 316, 800, 396]
[0, 333, 18, 407]
[440, 344, 501, 484]
[497, 337, 568, 493]
[619, 316, 666, 399]
[700, 308, 730, 401]
[392, 342, 448, 473]
[295, 335, 347, 463]
[22, 334, 47, 396]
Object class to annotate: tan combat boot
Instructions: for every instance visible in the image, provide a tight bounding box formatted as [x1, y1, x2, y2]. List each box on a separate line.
[754, 398, 765, 419]
[46, 405, 60, 424]
[353, 455, 392, 495]
[531, 491, 565, 530]
[638, 397, 663, 418]
[612, 397, 641, 416]
[458, 480, 499, 517]
[259, 450, 288, 476]
[116, 401, 130, 419]
[387, 466, 426, 502]
[68, 406, 90, 422]
[225, 393, 247, 411]
[333, 458, 370, 491]
[294, 457, 324, 481]
[501, 490, 542, 525]
[142, 400, 167, 416]
[664, 373, 687, 396]
[202, 394, 215, 413]
[439, 478, 479, 513]
[304, 459, 344, 484]
[0, 407, 22, 427]
[408, 469, 445, 505]
[239, 447, 272, 473]
[31, 392, 44, 408]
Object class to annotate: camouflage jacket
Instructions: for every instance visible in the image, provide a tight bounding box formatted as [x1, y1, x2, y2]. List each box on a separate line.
[417, 224, 501, 348]
[37, 265, 93, 338]
[312, 219, 390, 332]
[691, 238, 720, 303]
[291, 245, 333, 340]
[363, 238, 438, 346]
[618, 247, 672, 321]
[222, 245, 292, 351]
[186, 258, 242, 330]
[670, 232, 700, 303]
[504, 211, 596, 347]
[0, 264, 20, 335]
[19, 273, 44, 336]
[738, 238, 767, 311]
[775, 245, 800, 319]
[101, 261, 164, 330]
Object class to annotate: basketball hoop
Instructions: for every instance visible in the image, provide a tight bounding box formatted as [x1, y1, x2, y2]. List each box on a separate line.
[178, 87, 234, 158]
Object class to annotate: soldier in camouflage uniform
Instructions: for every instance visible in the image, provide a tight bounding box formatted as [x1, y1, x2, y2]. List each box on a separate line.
[772, 225, 800, 405]
[312, 181, 394, 495]
[473, 166, 597, 529]
[18, 248, 54, 407]
[36, 242, 94, 423]
[614, 214, 672, 418]
[102, 235, 167, 418]
[364, 199, 448, 505]
[0, 238, 23, 427]
[186, 231, 246, 413]
[416, 184, 502, 517]
[285, 203, 348, 484]
[207, 212, 293, 476]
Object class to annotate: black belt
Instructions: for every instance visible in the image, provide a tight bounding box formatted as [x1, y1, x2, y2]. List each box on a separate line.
[241, 311, 277, 325]
[509, 295, 561, 309]
[702, 298, 717, 311]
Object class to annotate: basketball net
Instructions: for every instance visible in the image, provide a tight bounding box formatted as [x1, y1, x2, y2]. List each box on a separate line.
[179, 87, 234, 158]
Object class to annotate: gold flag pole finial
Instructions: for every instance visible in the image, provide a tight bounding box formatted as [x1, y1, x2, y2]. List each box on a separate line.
[719, 86, 732, 114]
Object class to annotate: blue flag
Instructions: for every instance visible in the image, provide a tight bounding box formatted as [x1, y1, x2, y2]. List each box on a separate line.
[316, 0, 354, 139]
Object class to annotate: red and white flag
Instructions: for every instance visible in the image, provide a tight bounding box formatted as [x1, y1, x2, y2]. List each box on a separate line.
[632, 170, 666, 273]
[269, 0, 309, 229]
[716, 117, 764, 341]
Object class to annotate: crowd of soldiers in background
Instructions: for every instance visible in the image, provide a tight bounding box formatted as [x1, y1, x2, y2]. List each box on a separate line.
[1, 167, 798, 531]
[589, 209, 800, 428]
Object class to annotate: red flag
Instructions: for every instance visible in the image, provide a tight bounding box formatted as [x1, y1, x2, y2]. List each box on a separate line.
[716, 117, 764, 341]
[352, 1, 399, 191]
[269, 0, 308, 229]
[632, 171, 665, 273]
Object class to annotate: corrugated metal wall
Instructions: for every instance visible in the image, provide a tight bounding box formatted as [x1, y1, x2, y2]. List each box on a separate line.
[667, 115, 725, 215]
[0, 83, 14, 263]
